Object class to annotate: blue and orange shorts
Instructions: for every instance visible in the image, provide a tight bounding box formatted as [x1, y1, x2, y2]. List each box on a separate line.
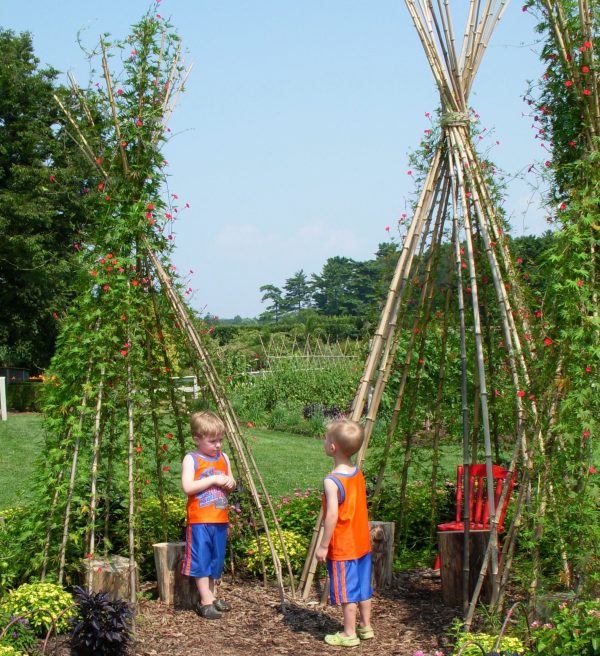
[327, 552, 372, 604]
[181, 522, 228, 579]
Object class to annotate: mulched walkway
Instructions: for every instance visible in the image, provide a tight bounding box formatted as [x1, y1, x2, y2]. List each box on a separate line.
[44, 571, 459, 656]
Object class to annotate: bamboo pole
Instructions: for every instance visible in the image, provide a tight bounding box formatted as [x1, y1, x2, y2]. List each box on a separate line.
[86, 366, 106, 590]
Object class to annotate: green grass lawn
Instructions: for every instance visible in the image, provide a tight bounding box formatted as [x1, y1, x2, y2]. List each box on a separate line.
[0, 413, 45, 509]
[0, 414, 329, 509]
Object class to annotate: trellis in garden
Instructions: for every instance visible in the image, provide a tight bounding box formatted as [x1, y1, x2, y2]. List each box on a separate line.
[38, 9, 293, 605]
[300, 0, 561, 623]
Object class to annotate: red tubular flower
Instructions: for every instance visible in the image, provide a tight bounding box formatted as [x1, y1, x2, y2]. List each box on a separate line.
[583, 89, 591, 96]
[517, 391, 526, 398]
[131, 280, 139, 286]
[577, 279, 584, 287]
[565, 80, 573, 87]
[582, 66, 590, 73]
[543, 338, 552, 346]
[590, 467, 597, 474]
[162, 466, 169, 472]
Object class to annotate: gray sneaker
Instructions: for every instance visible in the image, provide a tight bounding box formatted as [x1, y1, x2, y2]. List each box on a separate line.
[195, 603, 222, 620]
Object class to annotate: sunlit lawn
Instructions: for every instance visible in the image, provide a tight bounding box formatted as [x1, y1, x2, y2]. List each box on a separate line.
[0, 414, 329, 509]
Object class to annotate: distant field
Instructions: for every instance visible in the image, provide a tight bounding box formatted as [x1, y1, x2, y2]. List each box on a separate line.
[0, 414, 329, 509]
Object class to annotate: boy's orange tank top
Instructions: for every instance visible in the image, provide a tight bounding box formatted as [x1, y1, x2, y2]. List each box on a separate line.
[323, 467, 371, 561]
[186, 452, 229, 524]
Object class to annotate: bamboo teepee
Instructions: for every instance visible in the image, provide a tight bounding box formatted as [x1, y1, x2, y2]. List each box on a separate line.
[299, 0, 548, 620]
[38, 9, 292, 605]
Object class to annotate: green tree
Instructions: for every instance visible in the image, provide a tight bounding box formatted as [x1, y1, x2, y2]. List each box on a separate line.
[259, 284, 284, 322]
[311, 256, 358, 315]
[282, 270, 312, 314]
[0, 29, 95, 370]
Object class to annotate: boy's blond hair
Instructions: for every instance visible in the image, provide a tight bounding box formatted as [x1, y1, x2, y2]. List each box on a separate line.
[327, 419, 364, 457]
[190, 410, 225, 439]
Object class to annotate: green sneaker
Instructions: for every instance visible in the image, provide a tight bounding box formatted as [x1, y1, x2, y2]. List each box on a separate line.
[324, 632, 360, 647]
[357, 626, 375, 640]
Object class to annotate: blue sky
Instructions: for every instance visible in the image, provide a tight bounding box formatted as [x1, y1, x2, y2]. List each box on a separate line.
[2, 1, 547, 318]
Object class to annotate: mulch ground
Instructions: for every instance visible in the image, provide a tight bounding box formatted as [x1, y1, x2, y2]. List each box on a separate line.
[44, 571, 459, 656]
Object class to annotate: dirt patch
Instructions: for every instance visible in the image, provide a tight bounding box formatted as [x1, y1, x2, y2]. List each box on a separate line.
[43, 572, 458, 656]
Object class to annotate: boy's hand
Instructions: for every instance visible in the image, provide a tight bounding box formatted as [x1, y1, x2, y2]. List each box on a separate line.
[214, 474, 236, 491]
[315, 545, 328, 563]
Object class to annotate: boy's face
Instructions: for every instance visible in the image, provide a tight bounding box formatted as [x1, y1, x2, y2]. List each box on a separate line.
[194, 433, 224, 458]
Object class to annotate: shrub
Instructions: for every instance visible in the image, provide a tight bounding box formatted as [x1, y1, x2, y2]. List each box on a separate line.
[0, 608, 37, 655]
[244, 529, 309, 578]
[0, 583, 74, 636]
[273, 489, 322, 538]
[530, 600, 600, 655]
[0, 645, 23, 656]
[135, 495, 186, 580]
[453, 632, 526, 655]
[69, 586, 133, 656]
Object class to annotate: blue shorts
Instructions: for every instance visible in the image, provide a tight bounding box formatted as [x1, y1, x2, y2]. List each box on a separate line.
[327, 552, 372, 604]
[182, 523, 228, 579]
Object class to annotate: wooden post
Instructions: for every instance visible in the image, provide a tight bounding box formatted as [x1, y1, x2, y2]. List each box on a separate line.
[438, 530, 492, 606]
[369, 521, 395, 590]
[83, 555, 138, 601]
[153, 542, 198, 610]
[0, 377, 7, 421]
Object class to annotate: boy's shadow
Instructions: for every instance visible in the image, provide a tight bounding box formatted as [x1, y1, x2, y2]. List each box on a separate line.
[280, 603, 340, 640]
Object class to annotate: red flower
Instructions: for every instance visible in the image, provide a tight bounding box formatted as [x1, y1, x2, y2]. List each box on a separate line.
[418, 359, 424, 364]
[585, 366, 592, 373]
[582, 66, 590, 73]
[98, 183, 104, 191]
[121, 314, 127, 321]
[147, 203, 155, 210]
[107, 253, 113, 259]
[102, 284, 109, 292]
[131, 280, 139, 286]
[246, 422, 254, 428]
[559, 202, 567, 210]
[589, 467, 596, 474]
[49, 174, 56, 182]
[161, 444, 168, 452]
[87, 553, 94, 559]
[136, 119, 143, 126]
[583, 89, 592, 96]
[120, 350, 128, 357]
[543, 338, 552, 346]
[162, 466, 169, 472]
[166, 432, 173, 439]
[95, 157, 103, 165]
[489, 241, 496, 247]
[104, 195, 110, 201]
[583, 430, 591, 438]
[529, 394, 536, 401]
[385, 226, 390, 232]
[164, 367, 171, 372]
[584, 41, 592, 48]
[99, 258, 106, 265]
[91, 270, 98, 277]
[136, 446, 142, 454]
[577, 279, 584, 287]
[544, 161, 551, 167]
[117, 88, 124, 95]
[517, 391, 526, 398]
[565, 80, 573, 87]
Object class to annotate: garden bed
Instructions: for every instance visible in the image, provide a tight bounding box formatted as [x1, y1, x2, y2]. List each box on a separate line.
[43, 571, 456, 655]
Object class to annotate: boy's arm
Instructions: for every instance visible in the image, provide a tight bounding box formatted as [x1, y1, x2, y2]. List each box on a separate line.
[316, 478, 339, 563]
[181, 454, 232, 496]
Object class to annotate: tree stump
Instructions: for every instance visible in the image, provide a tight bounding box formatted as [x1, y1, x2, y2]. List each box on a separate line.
[437, 530, 492, 606]
[82, 555, 138, 601]
[153, 542, 198, 610]
[369, 521, 395, 590]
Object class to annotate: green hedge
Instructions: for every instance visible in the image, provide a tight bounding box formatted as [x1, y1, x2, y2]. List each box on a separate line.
[6, 382, 43, 411]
